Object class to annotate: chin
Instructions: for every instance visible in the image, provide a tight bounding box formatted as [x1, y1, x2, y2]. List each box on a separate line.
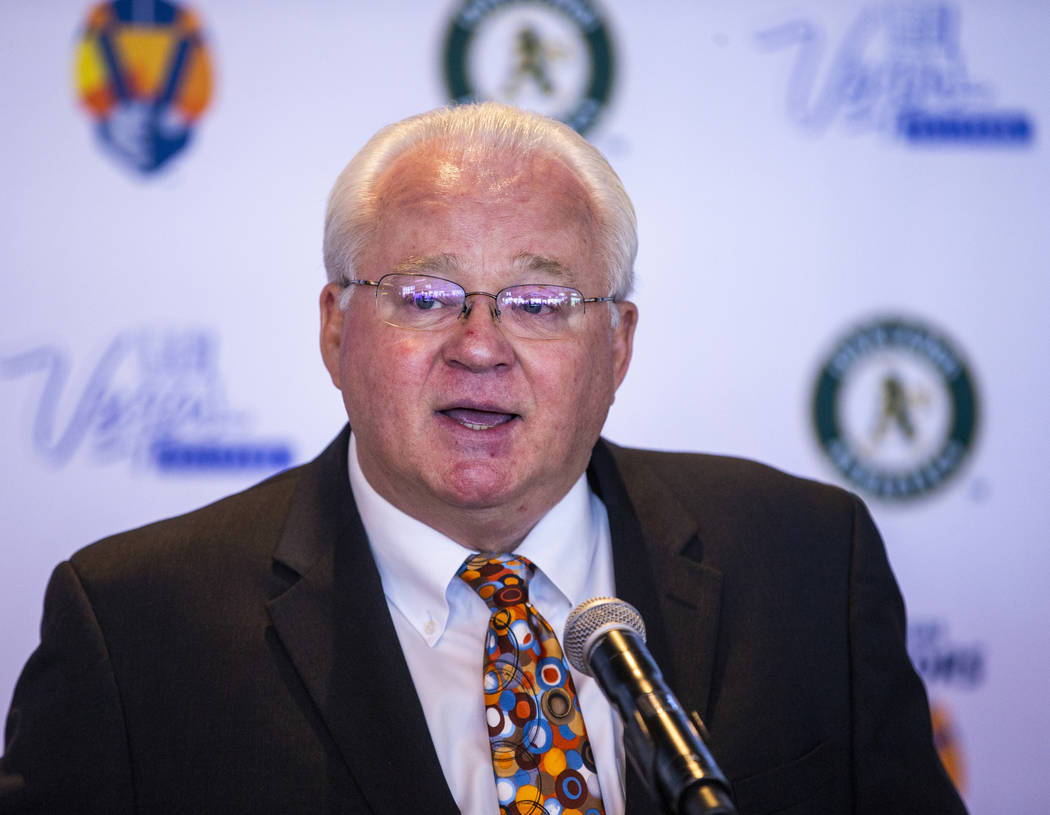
[436, 460, 523, 509]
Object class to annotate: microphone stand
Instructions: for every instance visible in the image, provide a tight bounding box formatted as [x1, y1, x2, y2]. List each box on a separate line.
[677, 711, 738, 815]
[590, 628, 737, 815]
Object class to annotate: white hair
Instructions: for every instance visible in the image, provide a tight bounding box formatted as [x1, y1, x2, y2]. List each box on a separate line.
[322, 102, 637, 306]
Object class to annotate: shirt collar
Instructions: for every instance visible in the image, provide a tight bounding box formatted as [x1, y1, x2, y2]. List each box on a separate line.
[347, 431, 601, 645]
[515, 473, 603, 613]
[348, 432, 468, 646]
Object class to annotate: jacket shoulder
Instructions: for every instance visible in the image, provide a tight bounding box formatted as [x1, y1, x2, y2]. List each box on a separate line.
[598, 440, 871, 561]
[68, 463, 304, 588]
[604, 440, 856, 510]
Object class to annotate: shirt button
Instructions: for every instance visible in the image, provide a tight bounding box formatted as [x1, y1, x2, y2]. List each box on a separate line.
[424, 620, 436, 636]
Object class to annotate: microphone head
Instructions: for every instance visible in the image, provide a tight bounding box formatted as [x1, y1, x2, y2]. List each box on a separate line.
[563, 597, 646, 676]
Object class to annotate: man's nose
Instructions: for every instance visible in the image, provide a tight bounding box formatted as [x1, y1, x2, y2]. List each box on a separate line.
[443, 294, 515, 371]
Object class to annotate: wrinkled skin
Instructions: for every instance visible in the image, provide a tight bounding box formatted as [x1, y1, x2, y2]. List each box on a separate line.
[320, 145, 636, 552]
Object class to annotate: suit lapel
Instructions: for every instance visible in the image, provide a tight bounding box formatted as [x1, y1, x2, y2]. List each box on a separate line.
[589, 440, 724, 814]
[266, 428, 459, 815]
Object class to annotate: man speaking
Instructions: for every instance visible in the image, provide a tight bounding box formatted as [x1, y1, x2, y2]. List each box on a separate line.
[1, 103, 965, 814]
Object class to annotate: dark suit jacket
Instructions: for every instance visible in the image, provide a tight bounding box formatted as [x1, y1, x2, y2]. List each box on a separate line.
[1, 427, 965, 814]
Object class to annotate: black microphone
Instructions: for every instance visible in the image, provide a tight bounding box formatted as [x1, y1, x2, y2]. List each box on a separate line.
[564, 597, 737, 815]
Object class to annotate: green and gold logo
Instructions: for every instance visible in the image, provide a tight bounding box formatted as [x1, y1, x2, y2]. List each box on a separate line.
[813, 318, 978, 500]
[443, 0, 615, 134]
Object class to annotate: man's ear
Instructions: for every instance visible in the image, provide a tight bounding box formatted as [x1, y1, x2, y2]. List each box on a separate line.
[611, 300, 638, 391]
[319, 282, 345, 390]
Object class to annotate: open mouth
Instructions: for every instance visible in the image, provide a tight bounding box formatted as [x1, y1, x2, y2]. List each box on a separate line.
[439, 407, 519, 431]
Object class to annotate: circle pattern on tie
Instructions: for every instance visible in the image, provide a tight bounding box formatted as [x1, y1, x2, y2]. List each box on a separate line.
[458, 553, 606, 815]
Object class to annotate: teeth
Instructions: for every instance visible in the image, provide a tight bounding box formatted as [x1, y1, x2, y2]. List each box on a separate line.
[441, 408, 514, 431]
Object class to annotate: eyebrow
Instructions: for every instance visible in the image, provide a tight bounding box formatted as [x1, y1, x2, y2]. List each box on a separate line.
[391, 254, 461, 277]
[510, 253, 572, 280]
[390, 253, 573, 282]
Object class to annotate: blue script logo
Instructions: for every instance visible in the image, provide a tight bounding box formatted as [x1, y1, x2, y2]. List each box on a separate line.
[756, 4, 1033, 145]
[1, 328, 292, 472]
[908, 620, 985, 689]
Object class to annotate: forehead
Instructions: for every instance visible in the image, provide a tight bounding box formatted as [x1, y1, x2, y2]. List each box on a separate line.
[363, 143, 602, 286]
[373, 142, 594, 211]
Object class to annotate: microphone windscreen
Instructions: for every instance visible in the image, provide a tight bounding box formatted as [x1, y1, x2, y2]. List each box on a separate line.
[563, 596, 646, 675]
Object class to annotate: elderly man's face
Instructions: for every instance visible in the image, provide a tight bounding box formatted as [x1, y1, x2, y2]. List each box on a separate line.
[320, 146, 636, 549]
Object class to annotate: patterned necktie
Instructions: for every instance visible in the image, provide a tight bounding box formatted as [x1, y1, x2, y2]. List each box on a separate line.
[458, 553, 606, 815]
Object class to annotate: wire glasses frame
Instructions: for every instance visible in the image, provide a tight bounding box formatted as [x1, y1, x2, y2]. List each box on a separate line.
[341, 273, 616, 340]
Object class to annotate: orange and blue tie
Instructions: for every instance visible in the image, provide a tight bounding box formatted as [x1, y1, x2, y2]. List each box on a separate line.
[458, 553, 606, 815]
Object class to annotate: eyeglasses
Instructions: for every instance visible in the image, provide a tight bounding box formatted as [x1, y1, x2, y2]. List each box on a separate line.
[341, 273, 615, 340]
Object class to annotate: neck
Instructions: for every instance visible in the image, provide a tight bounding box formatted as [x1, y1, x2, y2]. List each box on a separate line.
[376, 488, 556, 555]
[422, 507, 542, 555]
[349, 434, 586, 555]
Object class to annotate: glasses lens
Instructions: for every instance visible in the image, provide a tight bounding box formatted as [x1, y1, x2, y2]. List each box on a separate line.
[377, 274, 464, 330]
[498, 285, 583, 339]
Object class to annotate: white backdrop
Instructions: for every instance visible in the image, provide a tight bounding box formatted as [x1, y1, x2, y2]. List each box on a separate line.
[2, 1, 1048, 811]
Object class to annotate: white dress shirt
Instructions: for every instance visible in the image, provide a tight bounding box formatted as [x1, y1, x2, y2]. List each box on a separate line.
[347, 432, 625, 815]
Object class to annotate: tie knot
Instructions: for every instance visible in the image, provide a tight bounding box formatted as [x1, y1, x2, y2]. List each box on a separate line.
[457, 553, 536, 610]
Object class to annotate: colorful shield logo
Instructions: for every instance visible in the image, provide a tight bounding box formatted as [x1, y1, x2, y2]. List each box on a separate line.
[74, 0, 214, 173]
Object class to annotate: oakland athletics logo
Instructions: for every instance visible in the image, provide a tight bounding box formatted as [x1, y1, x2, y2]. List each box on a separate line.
[443, 0, 616, 135]
[812, 318, 978, 500]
